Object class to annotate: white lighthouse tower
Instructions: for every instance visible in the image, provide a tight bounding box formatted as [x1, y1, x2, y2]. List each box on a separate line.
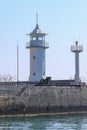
[71, 41, 83, 85]
[26, 18, 49, 82]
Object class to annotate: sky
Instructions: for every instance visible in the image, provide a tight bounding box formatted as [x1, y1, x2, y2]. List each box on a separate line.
[0, 0, 87, 82]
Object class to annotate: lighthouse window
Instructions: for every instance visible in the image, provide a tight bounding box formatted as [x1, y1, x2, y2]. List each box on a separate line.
[33, 56, 35, 59]
[33, 72, 35, 76]
[32, 37, 36, 41]
[39, 37, 42, 40]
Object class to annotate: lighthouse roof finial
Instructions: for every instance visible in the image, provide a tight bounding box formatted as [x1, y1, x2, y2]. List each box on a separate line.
[28, 14, 47, 36]
[36, 13, 38, 25]
[76, 41, 78, 46]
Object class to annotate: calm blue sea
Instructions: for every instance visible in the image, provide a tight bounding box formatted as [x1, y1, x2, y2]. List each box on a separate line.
[0, 114, 87, 130]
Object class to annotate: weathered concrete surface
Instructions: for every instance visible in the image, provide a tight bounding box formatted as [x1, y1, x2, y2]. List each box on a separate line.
[0, 84, 87, 114]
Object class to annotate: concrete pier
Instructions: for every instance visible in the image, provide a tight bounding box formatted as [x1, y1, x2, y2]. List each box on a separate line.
[0, 82, 86, 115]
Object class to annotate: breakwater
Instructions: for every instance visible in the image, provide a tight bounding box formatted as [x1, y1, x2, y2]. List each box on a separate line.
[0, 81, 87, 115]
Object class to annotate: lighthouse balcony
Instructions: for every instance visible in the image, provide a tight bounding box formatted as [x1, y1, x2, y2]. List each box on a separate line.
[26, 40, 49, 48]
[71, 45, 83, 52]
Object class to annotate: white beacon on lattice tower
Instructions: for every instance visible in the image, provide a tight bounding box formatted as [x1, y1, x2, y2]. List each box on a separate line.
[26, 17, 49, 82]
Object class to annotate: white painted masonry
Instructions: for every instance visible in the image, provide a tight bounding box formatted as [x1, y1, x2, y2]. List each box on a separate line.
[26, 23, 49, 82]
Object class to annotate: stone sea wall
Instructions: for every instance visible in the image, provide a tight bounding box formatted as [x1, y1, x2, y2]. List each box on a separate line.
[0, 83, 87, 114]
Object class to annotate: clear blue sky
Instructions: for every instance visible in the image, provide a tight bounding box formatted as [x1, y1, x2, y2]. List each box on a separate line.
[0, 0, 87, 81]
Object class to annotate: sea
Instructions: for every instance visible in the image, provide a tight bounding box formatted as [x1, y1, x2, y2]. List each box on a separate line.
[0, 114, 87, 130]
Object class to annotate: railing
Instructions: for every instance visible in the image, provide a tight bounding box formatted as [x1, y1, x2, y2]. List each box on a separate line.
[26, 40, 49, 48]
[71, 45, 83, 52]
[0, 81, 36, 87]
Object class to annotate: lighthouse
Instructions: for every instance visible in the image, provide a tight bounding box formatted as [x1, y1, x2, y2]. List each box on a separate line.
[26, 19, 49, 82]
[71, 41, 83, 85]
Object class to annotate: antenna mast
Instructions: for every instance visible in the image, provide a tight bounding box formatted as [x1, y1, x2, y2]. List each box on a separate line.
[17, 43, 19, 83]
